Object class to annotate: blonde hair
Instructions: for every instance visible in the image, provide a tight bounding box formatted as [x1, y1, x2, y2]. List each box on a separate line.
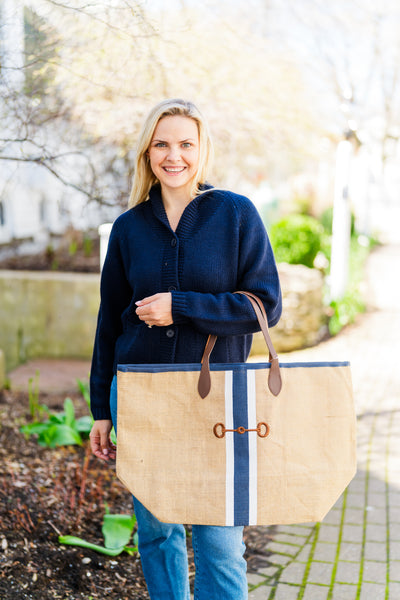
[128, 99, 213, 208]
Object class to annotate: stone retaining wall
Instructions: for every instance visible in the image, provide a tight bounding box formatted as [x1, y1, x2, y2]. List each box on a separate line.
[0, 264, 327, 374]
[0, 270, 100, 372]
[252, 263, 327, 355]
[0, 349, 5, 388]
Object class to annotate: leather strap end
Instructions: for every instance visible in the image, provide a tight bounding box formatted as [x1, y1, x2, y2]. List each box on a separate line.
[198, 364, 211, 399]
[268, 357, 282, 396]
[198, 334, 217, 399]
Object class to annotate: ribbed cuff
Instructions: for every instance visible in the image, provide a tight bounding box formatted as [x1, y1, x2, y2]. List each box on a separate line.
[91, 405, 112, 421]
[171, 290, 189, 324]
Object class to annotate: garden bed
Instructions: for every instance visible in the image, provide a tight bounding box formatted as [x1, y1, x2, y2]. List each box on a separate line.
[0, 389, 274, 599]
[0, 231, 100, 273]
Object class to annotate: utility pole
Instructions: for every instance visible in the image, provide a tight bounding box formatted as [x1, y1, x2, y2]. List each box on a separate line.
[329, 84, 359, 302]
[329, 132, 354, 301]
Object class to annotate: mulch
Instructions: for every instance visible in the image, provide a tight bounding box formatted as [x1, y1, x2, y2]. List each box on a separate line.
[0, 388, 275, 599]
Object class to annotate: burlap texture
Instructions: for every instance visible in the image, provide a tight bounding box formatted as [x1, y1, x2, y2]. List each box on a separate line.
[116, 362, 356, 525]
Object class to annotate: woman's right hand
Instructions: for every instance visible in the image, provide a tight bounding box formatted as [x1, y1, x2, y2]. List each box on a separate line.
[89, 419, 116, 461]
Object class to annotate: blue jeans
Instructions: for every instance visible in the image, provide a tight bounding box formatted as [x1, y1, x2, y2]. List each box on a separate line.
[110, 375, 248, 600]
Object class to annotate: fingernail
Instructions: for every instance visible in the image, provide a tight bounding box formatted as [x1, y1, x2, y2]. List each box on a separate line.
[135, 301, 142, 306]
[103, 449, 108, 455]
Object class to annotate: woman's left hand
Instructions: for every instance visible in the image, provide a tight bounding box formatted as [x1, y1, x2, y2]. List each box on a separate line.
[135, 292, 173, 327]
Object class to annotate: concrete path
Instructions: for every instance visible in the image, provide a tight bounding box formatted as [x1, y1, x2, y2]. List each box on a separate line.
[248, 243, 400, 599]
[9, 357, 91, 393]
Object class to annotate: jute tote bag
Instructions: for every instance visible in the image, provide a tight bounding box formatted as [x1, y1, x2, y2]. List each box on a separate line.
[117, 292, 356, 526]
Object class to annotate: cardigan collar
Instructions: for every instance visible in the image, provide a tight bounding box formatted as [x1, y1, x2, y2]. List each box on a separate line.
[148, 183, 214, 238]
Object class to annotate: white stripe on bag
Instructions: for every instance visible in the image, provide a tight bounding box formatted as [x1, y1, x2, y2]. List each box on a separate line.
[247, 369, 258, 525]
[225, 371, 234, 526]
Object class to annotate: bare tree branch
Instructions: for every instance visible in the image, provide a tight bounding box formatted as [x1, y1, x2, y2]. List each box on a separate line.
[0, 154, 112, 203]
[42, 0, 158, 40]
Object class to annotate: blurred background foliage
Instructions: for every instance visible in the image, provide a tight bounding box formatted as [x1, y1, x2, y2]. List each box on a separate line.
[0, 1, 375, 200]
[1, 0, 399, 334]
[2, 0, 399, 207]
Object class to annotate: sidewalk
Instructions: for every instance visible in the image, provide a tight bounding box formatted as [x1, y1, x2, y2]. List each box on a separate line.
[9, 357, 91, 393]
[248, 243, 400, 599]
[8, 244, 400, 599]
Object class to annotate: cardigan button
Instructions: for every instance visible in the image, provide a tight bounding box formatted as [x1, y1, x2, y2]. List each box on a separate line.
[166, 329, 175, 338]
[170, 238, 177, 247]
[168, 286, 177, 292]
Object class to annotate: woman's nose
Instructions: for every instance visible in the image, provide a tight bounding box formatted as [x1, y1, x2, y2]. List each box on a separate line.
[166, 145, 181, 161]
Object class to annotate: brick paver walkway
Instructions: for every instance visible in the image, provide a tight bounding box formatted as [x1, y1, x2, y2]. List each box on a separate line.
[248, 243, 400, 599]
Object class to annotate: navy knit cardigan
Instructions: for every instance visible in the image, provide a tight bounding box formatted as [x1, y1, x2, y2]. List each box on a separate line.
[90, 185, 282, 420]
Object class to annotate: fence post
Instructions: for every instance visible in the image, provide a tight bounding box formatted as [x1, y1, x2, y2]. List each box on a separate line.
[329, 138, 353, 301]
[98, 223, 112, 270]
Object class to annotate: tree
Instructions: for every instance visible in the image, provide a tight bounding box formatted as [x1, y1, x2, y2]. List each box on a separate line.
[0, 0, 159, 207]
[128, 2, 325, 189]
[1, 0, 327, 208]
[260, 0, 400, 290]
[264, 0, 400, 171]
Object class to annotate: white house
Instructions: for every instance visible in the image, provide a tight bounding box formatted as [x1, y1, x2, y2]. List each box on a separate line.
[0, 0, 120, 251]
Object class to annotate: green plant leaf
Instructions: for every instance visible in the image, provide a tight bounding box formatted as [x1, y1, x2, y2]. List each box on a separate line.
[110, 428, 117, 445]
[48, 414, 64, 424]
[75, 415, 93, 433]
[42, 424, 82, 447]
[123, 545, 137, 556]
[58, 513, 138, 556]
[59, 509, 137, 556]
[77, 378, 90, 406]
[58, 535, 126, 556]
[63, 397, 76, 427]
[20, 423, 50, 435]
[102, 513, 136, 549]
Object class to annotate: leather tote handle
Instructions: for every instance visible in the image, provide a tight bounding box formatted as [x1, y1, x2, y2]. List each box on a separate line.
[198, 291, 282, 398]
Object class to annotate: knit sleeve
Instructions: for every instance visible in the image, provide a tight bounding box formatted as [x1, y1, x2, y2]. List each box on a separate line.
[171, 200, 282, 336]
[90, 221, 132, 420]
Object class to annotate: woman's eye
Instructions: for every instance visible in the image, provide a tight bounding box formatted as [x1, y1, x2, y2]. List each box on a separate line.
[182, 142, 191, 148]
[155, 142, 166, 148]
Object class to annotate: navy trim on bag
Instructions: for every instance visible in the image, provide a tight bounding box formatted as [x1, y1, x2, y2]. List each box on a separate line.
[118, 361, 350, 373]
[232, 370, 249, 525]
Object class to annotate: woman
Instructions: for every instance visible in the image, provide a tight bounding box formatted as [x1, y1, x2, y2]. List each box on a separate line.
[89, 98, 282, 600]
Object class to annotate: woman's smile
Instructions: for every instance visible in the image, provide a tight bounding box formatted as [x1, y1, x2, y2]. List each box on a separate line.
[163, 166, 186, 174]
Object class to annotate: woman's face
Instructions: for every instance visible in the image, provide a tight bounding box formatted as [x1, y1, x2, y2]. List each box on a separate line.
[148, 115, 200, 197]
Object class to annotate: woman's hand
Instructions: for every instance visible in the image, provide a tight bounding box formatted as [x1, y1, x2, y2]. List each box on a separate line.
[89, 419, 116, 461]
[135, 292, 173, 327]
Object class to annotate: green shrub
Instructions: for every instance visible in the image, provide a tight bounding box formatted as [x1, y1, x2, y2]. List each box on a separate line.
[270, 214, 324, 268]
[328, 291, 366, 336]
